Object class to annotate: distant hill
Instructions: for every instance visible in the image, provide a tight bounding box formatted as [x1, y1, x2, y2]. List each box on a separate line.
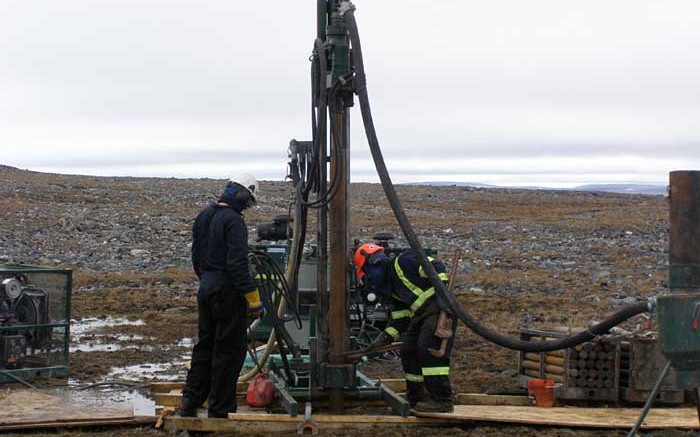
[402, 181, 497, 188]
[405, 181, 667, 196]
[571, 184, 667, 196]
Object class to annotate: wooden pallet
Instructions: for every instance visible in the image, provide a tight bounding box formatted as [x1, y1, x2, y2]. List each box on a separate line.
[620, 337, 685, 404]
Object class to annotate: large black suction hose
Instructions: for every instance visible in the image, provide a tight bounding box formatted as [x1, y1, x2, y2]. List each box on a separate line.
[343, 6, 649, 352]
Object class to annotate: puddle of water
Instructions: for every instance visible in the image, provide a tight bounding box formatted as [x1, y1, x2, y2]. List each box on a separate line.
[70, 342, 122, 352]
[116, 334, 147, 341]
[177, 337, 194, 348]
[69, 342, 159, 353]
[71, 316, 145, 336]
[72, 333, 147, 342]
[70, 318, 154, 352]
[108, 362, 187, 382]
[50, 386, 156, 416]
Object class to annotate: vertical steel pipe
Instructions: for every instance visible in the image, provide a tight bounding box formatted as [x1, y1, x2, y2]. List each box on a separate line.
[669, 171, 700, 292]
[327, 104, 350, 413]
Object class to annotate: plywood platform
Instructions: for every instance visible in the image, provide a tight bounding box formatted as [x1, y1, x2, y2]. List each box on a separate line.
[154, 381, 700, 433]
[0, 389, 155, 431]
[415, 405, 700, 430]
[162, 405, 700, 433]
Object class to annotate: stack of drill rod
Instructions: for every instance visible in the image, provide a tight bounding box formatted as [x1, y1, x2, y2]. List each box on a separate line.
[518, 329, 620, 401]
[520, 350, 565, 383]
[567, 341, 617, 389]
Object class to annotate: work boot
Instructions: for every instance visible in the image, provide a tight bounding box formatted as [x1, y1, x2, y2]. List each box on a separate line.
[207, 411, 228, 419]
[406, 385, 429, 408]
[406, 381, 430, 408]
[176, 399, 198, 417]
[413, 399, 454, 413]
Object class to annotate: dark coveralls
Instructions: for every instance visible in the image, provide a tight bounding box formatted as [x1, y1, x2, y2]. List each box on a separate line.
[181, 203, 256, 417]
[386, 251, 456, 404]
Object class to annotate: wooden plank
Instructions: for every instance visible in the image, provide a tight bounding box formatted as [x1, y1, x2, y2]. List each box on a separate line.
[229, 412, 447, 423]
[165, 413, 449, 433]
[456, 394, 530, 406]
[154, 393, 187, 407]
[524, 353, 566, 366]
[414, 405, 700, 429]
[155, 393, 390, 409]
[374, 379, 405, 392]
[159, 389, 534, 409]
[521, 360, 565, 375]
[0, 390, 133, 427]
[0, 416, 156, 432]
[149, 382, 185, 393]
[523, 369, 564, 383]
[150, 381, 248, 394]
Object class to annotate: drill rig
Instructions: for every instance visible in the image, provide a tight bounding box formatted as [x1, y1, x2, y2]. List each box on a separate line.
[249, 2, 700, 424]
[248, 0, 414, 415]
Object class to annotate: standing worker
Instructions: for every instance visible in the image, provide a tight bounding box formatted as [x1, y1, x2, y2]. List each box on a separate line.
[355, 244, 456, 413]
[177, 174, 265, 418]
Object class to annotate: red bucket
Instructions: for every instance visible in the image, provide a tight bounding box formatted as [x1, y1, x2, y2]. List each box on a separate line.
[527, 379, 555, 407]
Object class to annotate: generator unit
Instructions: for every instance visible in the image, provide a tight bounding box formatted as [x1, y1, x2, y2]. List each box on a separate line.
[0, 264, 71, 383]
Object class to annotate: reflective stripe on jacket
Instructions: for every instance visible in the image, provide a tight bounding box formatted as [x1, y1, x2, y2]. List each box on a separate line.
[388, 250, 448, 313]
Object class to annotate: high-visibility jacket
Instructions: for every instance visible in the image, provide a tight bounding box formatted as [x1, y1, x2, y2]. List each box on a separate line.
[383, 299, 412, 341]
[386, 250, 449, 316]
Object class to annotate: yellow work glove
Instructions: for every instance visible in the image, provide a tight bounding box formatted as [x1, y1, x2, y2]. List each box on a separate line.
[244, 290, 265, 319]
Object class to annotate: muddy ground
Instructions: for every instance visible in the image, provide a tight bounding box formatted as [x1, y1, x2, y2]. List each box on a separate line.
[0, 166, 691, 436]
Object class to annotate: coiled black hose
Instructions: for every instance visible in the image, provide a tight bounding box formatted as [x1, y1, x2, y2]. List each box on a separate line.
[302, 39, 344, 208]
[343, 5, 649, 352]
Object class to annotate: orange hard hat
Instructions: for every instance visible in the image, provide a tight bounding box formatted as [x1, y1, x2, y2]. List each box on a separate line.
[354, 243, 385, 278]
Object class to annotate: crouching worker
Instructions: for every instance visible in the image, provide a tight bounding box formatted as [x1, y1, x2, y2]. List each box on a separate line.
[177, 174, 265, 418]
[355, 244, 457, 413]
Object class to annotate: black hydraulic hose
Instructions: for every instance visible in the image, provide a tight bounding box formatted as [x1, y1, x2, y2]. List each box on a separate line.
[302, 39, 349, 208]
[289, 182, 308, 299]
[249, 251, 302, 364]
[302, 39, 327, 199]
[251, 250, 302, 328]
[305, 82, 345, 208]
[343, 5, 650, 352]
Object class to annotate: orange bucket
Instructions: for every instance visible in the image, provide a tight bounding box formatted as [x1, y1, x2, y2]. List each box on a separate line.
[527, 379, 555, 407]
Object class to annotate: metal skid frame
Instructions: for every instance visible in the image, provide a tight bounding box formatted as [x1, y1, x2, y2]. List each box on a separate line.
[268, 366, 410, 418]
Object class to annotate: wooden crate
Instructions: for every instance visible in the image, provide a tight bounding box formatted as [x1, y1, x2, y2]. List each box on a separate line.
[619, 337, 685, 404]
[517, 329, 620, 402]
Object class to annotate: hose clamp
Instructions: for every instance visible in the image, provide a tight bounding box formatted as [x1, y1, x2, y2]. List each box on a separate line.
[647, 296, 657, 313]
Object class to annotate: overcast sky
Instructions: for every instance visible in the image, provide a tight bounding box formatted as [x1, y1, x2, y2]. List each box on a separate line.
[1, 1, 699, 187]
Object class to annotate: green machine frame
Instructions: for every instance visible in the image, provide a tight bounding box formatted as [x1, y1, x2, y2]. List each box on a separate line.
[0, 264, 72, 384]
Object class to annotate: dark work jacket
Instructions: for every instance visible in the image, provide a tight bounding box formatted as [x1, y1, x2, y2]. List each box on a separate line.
[191, 203, 256, 294]
[385, 250, 448, 315]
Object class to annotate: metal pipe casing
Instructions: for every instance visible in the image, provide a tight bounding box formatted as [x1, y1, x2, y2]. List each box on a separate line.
[659, 171, 700, 385]
[669, 171, 700, 290]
